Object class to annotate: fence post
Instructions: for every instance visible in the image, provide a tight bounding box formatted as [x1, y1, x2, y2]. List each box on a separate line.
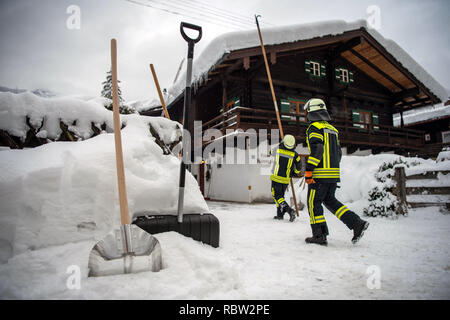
[394, 166, 408, 215]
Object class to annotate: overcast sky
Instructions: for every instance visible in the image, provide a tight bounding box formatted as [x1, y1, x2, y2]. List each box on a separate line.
[0, 0, 449, 102]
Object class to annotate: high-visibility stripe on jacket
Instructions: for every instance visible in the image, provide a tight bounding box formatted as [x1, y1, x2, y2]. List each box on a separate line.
[270, 145, 301, 184]
[305, 121, 342, 182]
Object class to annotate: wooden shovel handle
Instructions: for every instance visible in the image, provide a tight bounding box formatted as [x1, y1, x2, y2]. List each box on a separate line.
[150, 64, 170, 120]
[255, 16, 299, 217]
[111, 39, 130, 225]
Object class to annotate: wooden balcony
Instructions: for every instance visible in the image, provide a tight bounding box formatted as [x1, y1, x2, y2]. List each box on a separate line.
[201, 107, 425, 151]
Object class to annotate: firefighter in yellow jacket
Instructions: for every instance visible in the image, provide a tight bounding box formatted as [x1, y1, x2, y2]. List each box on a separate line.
[303, 98, 369, 245]
[270, 134, 301, 222]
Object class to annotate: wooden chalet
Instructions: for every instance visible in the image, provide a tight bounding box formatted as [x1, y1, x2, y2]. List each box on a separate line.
[402, 106, 450, 158]
[164, 20, 447, 155]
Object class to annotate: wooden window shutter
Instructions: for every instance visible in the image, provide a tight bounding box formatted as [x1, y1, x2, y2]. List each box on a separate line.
[372, 113, 379, 130]
[305, 60, 311, 74]
[352, 109, 362, 128]
[335, 68, 341, 81]
[320, 64, 326, 77]
[280, 99, 290, 120]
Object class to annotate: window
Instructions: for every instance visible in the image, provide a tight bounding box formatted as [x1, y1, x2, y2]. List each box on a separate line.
[352, 109, 379, 131]
[340, 69, 349, 83]
[359, 111, 372, 130]
[289, 100, 307, 123]
[442, 131, 450, 144]
[311, 61, 321, 77]
[425, 133, 431, 142]
[335, 67, 354, 84]
[280, 98, 307, 123]
[305, 60, 326, 78]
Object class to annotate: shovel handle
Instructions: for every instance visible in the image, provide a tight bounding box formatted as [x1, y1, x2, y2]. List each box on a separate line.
[180, 22, 202, 44]
[111, 39, 130, 226]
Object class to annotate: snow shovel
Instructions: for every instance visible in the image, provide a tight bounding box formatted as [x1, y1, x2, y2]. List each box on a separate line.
[134, 22, 220, 248]
[88, 39, 162, 277]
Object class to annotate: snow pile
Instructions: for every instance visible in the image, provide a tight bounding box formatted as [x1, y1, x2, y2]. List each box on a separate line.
[129, 98, 162, 113]
[1, 201, 450, 299]
[0, 92, 115, 141]
[167, 19, 448, 105]
[0, 112, 208, 264]
[405, 150, 450, 176]
[436, 148, 450, 163]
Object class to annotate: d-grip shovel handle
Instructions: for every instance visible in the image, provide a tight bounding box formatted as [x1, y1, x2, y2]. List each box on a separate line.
[180, 22, 202, 44]
[177, 22, 202, 223]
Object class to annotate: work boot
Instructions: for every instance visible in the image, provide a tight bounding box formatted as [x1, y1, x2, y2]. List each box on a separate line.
[352, 219, 370, 244]
[287, 207, 296, 222]
[280, 202, 296, 222]
[305, 234, 328, 246]
[273, 207, 284, 220]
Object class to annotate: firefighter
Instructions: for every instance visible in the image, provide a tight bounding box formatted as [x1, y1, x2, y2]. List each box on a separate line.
[303, 98, 369, 245]
[270, 134, 301, 222]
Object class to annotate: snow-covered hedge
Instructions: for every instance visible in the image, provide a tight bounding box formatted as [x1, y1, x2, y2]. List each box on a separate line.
[0, 92, 139, 149]
[0, 95, 208, 263]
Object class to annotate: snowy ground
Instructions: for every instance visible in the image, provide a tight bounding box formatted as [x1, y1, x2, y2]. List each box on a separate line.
[1, 201, 449, 300]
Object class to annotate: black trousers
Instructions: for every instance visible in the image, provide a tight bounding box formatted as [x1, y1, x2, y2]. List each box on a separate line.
[271, 181, 288, 209]
[307, 181, 360, 236]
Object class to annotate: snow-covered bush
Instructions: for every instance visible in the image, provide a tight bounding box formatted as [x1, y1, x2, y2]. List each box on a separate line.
[0, 92, 141, 149]
[363, 157, 418, 217]
[364, 186, 399, 217]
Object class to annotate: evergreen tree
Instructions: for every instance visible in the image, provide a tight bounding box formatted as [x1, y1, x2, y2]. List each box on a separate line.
[101, 70, 136, 114]
[101, 70, 124, 101]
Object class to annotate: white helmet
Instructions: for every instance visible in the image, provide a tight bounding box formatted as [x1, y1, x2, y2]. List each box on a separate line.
[304, 98, 331, 121]
[283, 134, 296, 149]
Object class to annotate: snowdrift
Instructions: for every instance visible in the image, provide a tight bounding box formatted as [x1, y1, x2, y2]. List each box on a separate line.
[0, 94, 208, 263]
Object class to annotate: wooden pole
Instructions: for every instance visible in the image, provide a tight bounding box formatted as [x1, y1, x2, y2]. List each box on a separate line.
[255, 15, 299, 216]
[111, 39, 130, 226]
[150, 63, 171, 119]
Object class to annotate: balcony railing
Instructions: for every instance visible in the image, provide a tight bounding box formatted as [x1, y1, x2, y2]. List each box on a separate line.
[201, 107, 425, 150]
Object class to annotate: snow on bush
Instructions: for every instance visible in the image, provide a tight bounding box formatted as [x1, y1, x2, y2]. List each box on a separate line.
[362, 157, 428, 217]
[0, 102, 207, 263]
[0, 91, 138, 150]
[0, 92, 116, 141]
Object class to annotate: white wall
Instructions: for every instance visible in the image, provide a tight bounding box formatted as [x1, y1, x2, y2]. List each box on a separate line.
[204, 163, 273, 203]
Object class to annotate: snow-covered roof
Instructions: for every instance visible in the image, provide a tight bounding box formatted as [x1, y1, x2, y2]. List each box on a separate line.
[167, 19, 448, 105]
[394, 103, 450, 126]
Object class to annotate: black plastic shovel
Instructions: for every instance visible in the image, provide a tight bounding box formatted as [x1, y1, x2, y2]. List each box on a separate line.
[134, 22, 220, 247]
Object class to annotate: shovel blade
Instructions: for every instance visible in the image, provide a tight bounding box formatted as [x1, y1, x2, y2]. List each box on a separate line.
[88, 224, 162, 277]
